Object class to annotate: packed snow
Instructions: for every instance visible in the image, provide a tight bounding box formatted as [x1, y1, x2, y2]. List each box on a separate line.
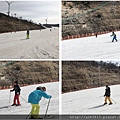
[62, 85, 120, 114]
[62, 31, 120, 59]
[0, 82, 59, 115]
[0, 28, 59, 59]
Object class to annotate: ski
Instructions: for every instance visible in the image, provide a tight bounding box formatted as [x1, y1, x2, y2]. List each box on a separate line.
[27, 115, 54, 119]
[39, 115, 54, 119]
[0, 105, 11, 109]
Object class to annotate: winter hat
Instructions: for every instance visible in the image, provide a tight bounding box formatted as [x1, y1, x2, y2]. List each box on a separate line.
[36, 86, 46, 91]
[36, 86, 42, 90]
[106, 85, 108, 87]
[14, 81, 18, 84]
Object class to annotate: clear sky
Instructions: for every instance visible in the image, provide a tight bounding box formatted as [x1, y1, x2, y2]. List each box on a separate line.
[0, 0, 59, 24]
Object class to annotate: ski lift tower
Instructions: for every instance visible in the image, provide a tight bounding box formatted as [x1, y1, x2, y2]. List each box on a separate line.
[45, 18, 48, 24]
[98, 65, 101, 86]
[5, 1, 14, 16]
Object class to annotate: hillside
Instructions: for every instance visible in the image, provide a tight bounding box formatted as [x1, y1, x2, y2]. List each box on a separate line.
[0, 12, 45, 33]
[62, 84, 120, 114]
[62, 61, 120, 93]
[62, 1, 120, 38]
[43, 24, 59, 28]
[0, 61, 59, 89]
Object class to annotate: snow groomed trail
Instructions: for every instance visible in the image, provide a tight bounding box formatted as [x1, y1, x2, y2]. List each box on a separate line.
[0, 28, 59, 59]
[0, 82, 59, 116]
[62, 85, 120, 114]
[62, 31, 120, 59]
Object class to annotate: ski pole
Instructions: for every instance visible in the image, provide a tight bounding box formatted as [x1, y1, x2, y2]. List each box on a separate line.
[44, 98, 51, 119]
[111, 98, 116, 104]
[26, 112, 31, 119]
[20, 96, 28, 103]
[9, 92, 11, 103]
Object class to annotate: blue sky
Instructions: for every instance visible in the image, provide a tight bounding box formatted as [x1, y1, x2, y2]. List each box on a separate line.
[0, 0, 59, 24]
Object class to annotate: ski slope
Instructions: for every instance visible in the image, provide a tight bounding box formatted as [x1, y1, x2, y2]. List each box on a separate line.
[62, 31, 120, 59]
[0, 82, 59, 115]
[62, 85, 120, 114]
[0, 28, 59, 59]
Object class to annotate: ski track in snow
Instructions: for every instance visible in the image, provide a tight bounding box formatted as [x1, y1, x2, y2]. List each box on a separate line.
[62, 85, 120, 114]
[0, 28, 59, 59]
[62, 31, 120, 59]
[0, 82, 59, 115]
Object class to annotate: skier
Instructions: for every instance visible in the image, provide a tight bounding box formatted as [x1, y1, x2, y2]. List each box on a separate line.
[103, 85, 112, 105]
[26, 30, 30, 39]
[111, 32, 117, 42]
[95, 33, 97, 38]
[10, 81, 21, 106]
[28, 86, 52, 119]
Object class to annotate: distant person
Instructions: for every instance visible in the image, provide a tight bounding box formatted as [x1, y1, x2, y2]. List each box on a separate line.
[111, 32, 117, 42]
[28, 86, 52, 119]
[95, 33, 98, 38]
[103, 85, 112, 105]
[10, 81, 21, 106]
[26, 30, 30, 39]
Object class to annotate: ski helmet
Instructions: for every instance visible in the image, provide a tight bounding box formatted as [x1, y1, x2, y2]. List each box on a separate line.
[36, 86, 42, 90]
[36, 86, 46, 91]
[14, 81, 18, 84]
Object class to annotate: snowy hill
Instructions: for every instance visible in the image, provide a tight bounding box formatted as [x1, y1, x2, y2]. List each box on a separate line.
[0, 82, 59, 116]
[62, 84, 120, 114]
[62, 31, 120, 59]
[0, 28, 59, 59]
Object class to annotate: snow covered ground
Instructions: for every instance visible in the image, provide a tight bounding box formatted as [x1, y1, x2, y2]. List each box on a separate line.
[0, 82, 59, 115]
[62, 31, 120, 59]
[0, 28, 59, 59]
[62, 84, 120, 114]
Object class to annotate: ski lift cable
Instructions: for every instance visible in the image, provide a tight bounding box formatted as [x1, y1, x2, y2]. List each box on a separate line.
[62, 1, 112, 23]
[62, 1, 119, 36]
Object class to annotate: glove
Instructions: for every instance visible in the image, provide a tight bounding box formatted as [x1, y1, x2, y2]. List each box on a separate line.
[10, 90, 12, 92]
[49, 95, 52, 98]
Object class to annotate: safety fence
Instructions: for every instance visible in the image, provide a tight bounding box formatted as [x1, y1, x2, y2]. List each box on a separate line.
[0, 80, 58, 90]
[62, 29, 120, 41]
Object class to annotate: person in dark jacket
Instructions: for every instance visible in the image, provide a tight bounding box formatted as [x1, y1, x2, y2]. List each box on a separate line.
[26, 30, 29, 39]
[10, 81, 21, 106]
[104, 85, 112, 105]
[28, 86, 52, 119]
[95, 33, 98, 38]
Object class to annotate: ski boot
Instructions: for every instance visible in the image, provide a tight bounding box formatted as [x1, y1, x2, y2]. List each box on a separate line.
[103, 103, 107, 105]
[109, 102, 113, 105]
[16, 104, 21, 106]
[11, 104, 16, 106]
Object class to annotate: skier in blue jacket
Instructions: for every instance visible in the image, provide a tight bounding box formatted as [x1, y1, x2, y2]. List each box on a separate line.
[111, 32, 117, 42]
[28, 86, 52, 119]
